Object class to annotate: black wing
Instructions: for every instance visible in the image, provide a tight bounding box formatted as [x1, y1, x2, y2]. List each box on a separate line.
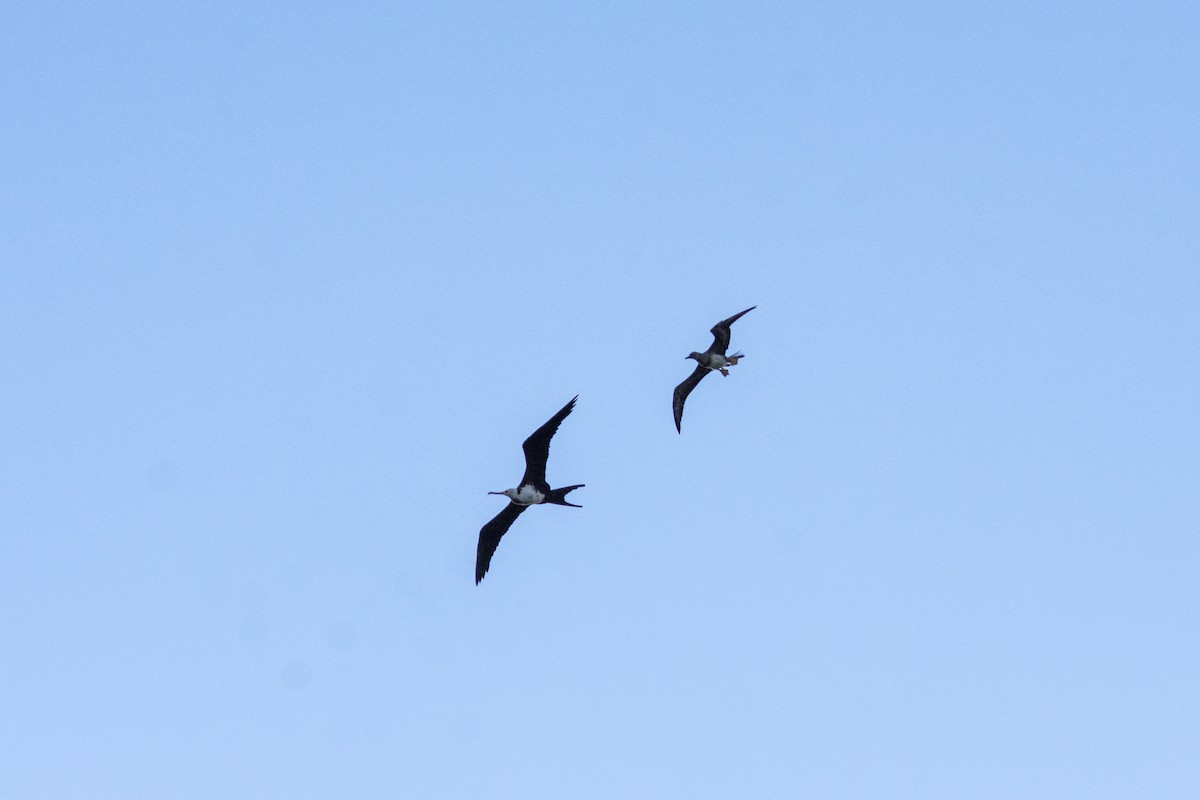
[476, 502, 527, 584]
[520, 395, 578, 489]
[672, 365, 709, 433]
[707, 305, 756, 355]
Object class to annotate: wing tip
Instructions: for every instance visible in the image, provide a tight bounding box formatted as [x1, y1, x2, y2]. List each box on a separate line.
[558, 394, 579, 419]
[731, 305, 756, 323]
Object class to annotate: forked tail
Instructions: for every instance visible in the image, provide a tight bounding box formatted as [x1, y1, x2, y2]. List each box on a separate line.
[547, 484, 585, 507]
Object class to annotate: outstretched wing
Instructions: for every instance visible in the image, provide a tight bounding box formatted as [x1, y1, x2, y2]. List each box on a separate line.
[708, 305, 756, 355]
[476, 502, 528, 584]
[520, 395, 578, 488]
[672, 365, 709, 433]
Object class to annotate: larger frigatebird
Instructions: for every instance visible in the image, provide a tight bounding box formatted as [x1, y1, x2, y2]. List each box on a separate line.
[476, 396, 584, 584]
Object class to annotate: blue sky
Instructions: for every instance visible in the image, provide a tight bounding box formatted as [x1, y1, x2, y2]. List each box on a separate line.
[2, 1, 1198, 797]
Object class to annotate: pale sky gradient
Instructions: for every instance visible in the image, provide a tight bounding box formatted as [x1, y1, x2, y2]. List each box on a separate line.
[2, 1, 1198, 797]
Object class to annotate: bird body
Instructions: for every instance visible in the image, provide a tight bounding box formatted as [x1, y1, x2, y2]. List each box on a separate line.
[476, 396, 584, 584]
[672, 306, 755, 433]
[689, 350, 743, 372]
[494, 485, 547, 505]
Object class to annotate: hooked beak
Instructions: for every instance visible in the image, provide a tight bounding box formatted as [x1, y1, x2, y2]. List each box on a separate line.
[487, 491, 504, 495]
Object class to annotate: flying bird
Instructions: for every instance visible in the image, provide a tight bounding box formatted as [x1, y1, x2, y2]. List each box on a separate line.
[672, 306, 756, 433]
[476, 396, 585, 584]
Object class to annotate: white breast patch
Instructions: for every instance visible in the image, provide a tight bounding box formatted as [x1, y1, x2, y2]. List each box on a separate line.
[514, 485, 545, 505]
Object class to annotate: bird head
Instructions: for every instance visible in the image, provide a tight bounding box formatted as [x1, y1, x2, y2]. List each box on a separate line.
[686, 351, 703, 362]
[488, 489, 517, 500]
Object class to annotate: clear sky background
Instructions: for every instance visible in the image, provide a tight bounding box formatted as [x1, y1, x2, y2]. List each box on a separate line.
[2, 1, 1198, 797]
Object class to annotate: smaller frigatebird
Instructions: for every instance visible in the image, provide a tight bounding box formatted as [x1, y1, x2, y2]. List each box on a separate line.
[476, 396, 585, 584]
[672, 306, 756, 433]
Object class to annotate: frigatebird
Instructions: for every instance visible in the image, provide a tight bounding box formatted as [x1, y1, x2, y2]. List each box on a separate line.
[672, 306, 756, 433]
[475, 396, 584, 584]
